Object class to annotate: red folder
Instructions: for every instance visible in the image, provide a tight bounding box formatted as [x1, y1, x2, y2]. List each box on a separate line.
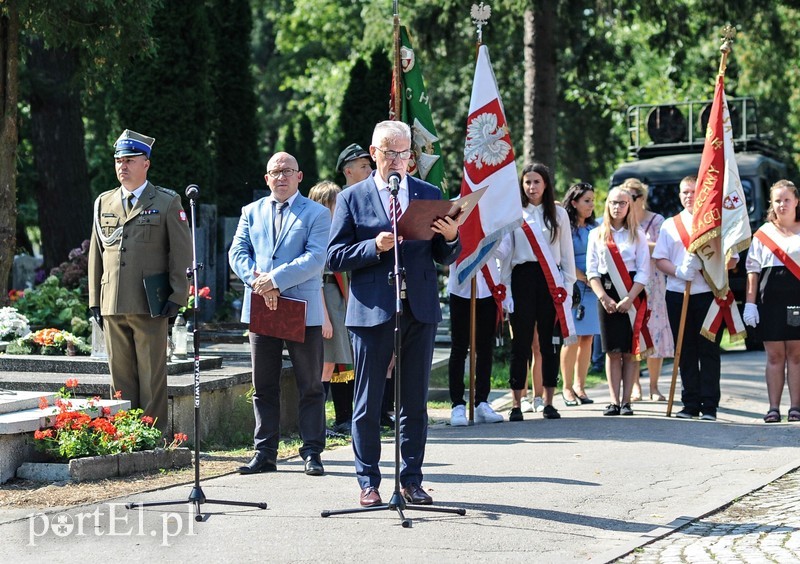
[398, 186, 487, 241]
[249, 294, 307, 343]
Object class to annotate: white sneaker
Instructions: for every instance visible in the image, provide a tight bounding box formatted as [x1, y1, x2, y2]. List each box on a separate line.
[520, 398, 534, 413]
[475, 402, 504, 424]
[533, 396, 545, 413]
[450, 405, 468, 426]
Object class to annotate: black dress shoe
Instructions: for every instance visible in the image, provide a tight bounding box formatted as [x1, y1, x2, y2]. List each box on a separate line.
[304, 454, 324, 476]
[402, 483, 433, 505]
[238, 452, 277, 474]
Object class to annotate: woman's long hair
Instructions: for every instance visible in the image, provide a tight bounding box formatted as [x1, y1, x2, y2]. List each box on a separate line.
[519, 162, 558, 243]
[598, 187, 639, 244]
[562, 182, 596, 231]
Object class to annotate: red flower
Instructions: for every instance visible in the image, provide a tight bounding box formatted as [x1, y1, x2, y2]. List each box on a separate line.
[114, 390, 123, 400]
[34, 429, 54, 440]
[65, 378, 79, 389]
[101, 406, 111, 416]
[174, 433, 189, 443]
[89, 418, 118, 436]
[38, 397, 49, 410]
[141, 415, 154, 425]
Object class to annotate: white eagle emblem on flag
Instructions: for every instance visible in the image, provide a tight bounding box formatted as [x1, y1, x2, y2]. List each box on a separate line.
[464, 112, 511, 169]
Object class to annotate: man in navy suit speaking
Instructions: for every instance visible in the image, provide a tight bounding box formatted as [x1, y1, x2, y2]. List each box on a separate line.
[327, 121, 461, 507]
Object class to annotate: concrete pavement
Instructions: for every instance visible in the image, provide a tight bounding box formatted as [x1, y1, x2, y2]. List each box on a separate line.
[1, 348, 799, 563]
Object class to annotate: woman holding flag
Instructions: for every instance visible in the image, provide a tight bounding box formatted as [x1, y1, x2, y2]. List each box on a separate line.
[586, 186, 651, 416]
[500, 163, 576, 421]
[744, 179, 800, 423]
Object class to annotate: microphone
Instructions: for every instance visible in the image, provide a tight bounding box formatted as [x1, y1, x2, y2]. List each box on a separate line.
[185, 184, 200, 200]
[388, 172, 401, 196]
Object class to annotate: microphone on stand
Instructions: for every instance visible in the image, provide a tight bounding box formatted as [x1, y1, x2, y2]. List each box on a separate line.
[185, 184, 200, 200]
[388, 172, 401, 196]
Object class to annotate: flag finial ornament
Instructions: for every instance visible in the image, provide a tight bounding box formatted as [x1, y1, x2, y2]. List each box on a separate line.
[718, 25, 736, 75]
[720, 24, 736, 52]
[471, 3, 491, 43]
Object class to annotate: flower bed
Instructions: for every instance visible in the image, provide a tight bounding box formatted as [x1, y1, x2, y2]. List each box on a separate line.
[6, 328, 90, 356]
[33, 379, 188, 461]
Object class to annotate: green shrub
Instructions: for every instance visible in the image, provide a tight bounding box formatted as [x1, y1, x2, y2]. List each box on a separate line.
[14, 276, 90, 337]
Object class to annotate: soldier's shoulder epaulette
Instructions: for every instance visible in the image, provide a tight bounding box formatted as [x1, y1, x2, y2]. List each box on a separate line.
[155, 186, 179, 198]
[98, 188, 118, 199]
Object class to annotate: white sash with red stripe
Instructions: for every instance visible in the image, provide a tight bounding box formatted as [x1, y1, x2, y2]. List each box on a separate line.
[520, 220, 576, 346]
[754, 223, 800, 280]
[604, 234, 653, 360]
[674, 214, 746, 342]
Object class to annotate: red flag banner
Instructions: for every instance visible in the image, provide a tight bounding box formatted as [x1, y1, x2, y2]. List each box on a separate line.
[688, 72, 750, 297]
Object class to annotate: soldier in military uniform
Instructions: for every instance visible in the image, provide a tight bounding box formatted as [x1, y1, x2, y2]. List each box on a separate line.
[88, 130, 192, 432]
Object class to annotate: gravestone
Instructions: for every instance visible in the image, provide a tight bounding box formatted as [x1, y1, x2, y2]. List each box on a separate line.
[12, 254, 43, 290]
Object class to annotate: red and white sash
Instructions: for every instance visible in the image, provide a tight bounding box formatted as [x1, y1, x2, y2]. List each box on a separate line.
[520, 220, 576, 346]
[674, 213, 746, 342]
[480, 264, 506, 334]
[754, 223, 800, 280]
[604, 233, 653, 359]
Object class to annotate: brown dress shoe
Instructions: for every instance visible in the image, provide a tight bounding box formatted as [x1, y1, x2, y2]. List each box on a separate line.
[401, 483, 433, 505]
[359, 487, 382, 507]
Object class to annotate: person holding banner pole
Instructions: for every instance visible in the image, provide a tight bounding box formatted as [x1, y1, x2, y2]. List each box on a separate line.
[500, 163, 576, 421]
[653, 176, 730, 421]
[744, 179, 800, 423]
[586, 187, 651, 416]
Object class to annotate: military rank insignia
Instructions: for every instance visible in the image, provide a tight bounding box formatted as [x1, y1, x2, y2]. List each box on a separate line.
[179, 210, 187, 221]
[141, 209, 159, 216]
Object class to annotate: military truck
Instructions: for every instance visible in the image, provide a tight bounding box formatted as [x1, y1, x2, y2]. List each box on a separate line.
[610, 97, 788, 349]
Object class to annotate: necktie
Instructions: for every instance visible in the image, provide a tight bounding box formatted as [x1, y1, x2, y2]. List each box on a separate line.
[388, 188, 403, 226]
[273, 201, 288, 240]
[125, 193, 135, 216]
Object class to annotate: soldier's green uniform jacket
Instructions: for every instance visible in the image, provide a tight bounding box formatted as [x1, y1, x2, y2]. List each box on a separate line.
[89, 182, 192, 314]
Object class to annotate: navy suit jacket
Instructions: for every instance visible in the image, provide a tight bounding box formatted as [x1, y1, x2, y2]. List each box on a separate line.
[327, 174, 461, 326]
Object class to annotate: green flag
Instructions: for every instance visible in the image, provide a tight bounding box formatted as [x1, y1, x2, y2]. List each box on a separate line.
[395, 26, 447, 196]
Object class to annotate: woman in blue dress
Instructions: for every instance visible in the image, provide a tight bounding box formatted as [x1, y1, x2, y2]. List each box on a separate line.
[559, 182, 600, 405]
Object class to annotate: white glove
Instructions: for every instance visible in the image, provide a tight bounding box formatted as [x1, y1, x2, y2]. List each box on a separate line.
[675, 253, 701, 281]
[743, 303, 760, 327]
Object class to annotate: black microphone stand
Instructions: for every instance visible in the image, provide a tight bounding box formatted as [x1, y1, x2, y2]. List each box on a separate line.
[321, 176, 465, 527]
[126, 184, 267, 521]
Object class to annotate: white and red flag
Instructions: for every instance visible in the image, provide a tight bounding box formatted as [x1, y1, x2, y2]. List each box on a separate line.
[688, 72, 750, 341]
[451, 44, 521, 286]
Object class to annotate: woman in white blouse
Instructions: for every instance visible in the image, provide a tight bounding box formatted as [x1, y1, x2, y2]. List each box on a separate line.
[744, 179, 800, 423]
[586, 187, 650, 416]
[500, 163, 576, 421]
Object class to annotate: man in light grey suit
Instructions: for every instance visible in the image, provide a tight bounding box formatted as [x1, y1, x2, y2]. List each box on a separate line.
[229, 151, 330, 476]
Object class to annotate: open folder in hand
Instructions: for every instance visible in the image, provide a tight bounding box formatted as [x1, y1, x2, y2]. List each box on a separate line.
[397, 186, 487, 241]
[249, 294, 307, 343]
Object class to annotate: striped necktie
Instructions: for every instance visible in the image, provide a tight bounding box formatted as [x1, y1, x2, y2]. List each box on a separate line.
[388, 188, 403, 225]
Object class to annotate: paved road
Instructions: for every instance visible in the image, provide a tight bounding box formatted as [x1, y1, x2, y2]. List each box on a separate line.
[1, 348, 798, 563]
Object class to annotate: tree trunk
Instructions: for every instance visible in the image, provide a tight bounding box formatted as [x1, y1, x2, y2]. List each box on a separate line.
[0, 2, 20, 303]
[523, 4, 558, 170]
[28, 40, 92, 270]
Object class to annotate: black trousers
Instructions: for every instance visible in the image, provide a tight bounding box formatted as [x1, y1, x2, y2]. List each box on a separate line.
[448, 293, 497, 407]
[509, 262, 560, 389]
[249, 327, 326, 460]
[666, 290, 721, 414]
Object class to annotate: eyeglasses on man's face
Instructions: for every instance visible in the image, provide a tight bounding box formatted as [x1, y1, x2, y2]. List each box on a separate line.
[375, 147, 412, 161]
[267, 168, 298, 179]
